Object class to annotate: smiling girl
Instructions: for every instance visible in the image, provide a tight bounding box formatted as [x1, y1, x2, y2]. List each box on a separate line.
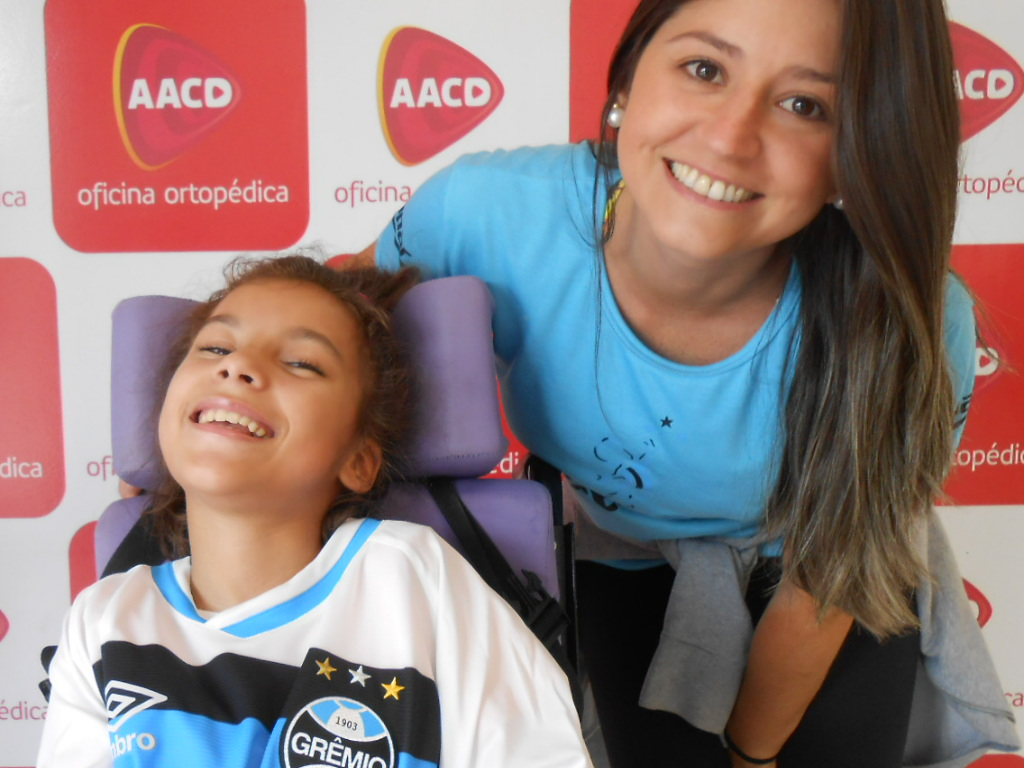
[37, 255, 592, 768]
[352, 0, 1017, 765]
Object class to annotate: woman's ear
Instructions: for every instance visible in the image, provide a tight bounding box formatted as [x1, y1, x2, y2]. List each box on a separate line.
[338, 438, 383, 495]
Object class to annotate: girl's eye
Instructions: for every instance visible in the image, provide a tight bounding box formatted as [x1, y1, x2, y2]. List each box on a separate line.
[198, 345, 231, 356]
[684, 59, 724, 84]
[780, 95, 827, 121]
[287, 359, 326, 377]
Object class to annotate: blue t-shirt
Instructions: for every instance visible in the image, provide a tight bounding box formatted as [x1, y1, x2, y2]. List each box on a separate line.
[377, 143, 976, 542]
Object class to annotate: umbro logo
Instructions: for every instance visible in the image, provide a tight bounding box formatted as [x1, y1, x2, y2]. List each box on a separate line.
[104, 681, 168, 730]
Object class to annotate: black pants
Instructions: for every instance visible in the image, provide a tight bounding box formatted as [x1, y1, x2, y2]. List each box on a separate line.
[577, 561, 919, 768]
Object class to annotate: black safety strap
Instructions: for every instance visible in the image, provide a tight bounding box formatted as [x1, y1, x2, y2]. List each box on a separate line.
[424, 478, 580, 707]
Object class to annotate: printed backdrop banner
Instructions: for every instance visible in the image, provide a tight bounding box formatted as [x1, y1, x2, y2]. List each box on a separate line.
[0, 0, 1022, 765]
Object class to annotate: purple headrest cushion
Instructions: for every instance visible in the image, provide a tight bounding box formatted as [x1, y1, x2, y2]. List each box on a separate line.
[392, 276, 507, 477]
[110, 275, 508, 489]
[111, 295, 197, 490]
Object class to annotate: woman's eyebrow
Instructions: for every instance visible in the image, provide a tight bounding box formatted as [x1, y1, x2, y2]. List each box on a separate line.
[667, 30, 743, 58]
[667, 30, 836, 84]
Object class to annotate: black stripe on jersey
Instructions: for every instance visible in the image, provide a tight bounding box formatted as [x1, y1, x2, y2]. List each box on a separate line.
[94, 641, 298, 730]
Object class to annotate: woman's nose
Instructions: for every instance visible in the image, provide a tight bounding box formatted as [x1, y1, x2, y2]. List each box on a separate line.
[700, 92, 764, 159]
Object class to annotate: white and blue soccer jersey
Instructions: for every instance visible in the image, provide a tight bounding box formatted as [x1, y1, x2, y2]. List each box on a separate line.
[39, 518, 591, 768]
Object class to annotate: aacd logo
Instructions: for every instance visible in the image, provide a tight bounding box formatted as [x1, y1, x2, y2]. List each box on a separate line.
[114, 24, 241, 169]
[972, 756, 1024, 767]
[45, 0, 308, 252]
[950, 22, 1024, 141]
[379, 27, 504, 165]
[963, 579, 993, 628]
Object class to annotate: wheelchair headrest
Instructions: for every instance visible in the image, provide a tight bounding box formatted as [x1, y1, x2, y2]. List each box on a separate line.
[111, 275, 508, 490]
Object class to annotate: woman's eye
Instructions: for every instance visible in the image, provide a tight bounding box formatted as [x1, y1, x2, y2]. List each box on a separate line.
[287, 359, 326, 377]
[780, 95, 827, 121]
[685, 59, 724, 84]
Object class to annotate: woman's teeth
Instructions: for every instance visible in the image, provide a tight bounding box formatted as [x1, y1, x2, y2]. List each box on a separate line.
[197, 409, 269, 437]
[670, 162, 755, 203]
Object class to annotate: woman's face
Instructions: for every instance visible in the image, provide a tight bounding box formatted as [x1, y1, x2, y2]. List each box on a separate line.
[614, 0, 841, 265]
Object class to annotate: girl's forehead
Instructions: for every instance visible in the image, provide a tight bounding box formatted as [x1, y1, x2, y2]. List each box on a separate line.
[214, 279, 347, 316]
[208, 279, 363, 342]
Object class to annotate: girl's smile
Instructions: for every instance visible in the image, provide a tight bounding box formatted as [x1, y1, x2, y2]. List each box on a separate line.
[158, 278, 381, 512]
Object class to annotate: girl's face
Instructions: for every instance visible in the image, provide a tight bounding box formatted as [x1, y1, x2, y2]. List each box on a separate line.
[614, 0, 841, 265]
[158, 278, 381, 513]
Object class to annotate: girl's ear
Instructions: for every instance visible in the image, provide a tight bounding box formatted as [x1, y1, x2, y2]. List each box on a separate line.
[338, 438, 383, 495]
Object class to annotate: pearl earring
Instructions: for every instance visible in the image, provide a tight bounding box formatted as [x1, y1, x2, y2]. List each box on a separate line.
[832, 197, 844, 210]
[607, 103, 624, 129]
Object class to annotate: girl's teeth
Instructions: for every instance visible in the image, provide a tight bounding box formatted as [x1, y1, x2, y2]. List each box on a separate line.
[197, 409, 270, 437]
[708, 180, 726, 202]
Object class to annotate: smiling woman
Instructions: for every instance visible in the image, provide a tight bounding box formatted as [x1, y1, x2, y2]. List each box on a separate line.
[358, 0, 1017, 765]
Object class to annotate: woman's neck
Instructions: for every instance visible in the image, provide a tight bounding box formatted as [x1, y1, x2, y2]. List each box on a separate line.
[603, 192, 792, 365]
[184, 499, 325, 613]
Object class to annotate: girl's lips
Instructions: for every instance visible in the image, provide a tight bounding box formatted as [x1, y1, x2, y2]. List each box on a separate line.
[189, 398, 276, 438]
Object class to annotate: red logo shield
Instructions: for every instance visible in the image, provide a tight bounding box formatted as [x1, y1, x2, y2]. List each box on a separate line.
[70, 522, 99, 602]
[970, 757, 1024, 767]
[951, 22, 1024, 141]
[114, 24, 242, 169]
[379, 27, 504, 165]
[963, 579, 994, 628]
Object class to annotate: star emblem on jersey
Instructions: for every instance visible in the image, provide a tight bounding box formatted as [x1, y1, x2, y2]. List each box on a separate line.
[349, 665, 371, 687]
[381, 677, 405, 700]
[315, 657, 337, 681]
[661, 416, 673, 428]
[104, 680, 169, 731]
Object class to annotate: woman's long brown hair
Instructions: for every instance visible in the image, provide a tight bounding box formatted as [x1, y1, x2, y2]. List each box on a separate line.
[598, 0, 962, 637]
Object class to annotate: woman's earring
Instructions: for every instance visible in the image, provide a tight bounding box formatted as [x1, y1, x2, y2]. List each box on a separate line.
[832, 197, 845, 210]
[607, 103, 624, 129]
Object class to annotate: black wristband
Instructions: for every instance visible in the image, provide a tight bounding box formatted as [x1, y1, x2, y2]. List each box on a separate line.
[722, 730, 779, 765]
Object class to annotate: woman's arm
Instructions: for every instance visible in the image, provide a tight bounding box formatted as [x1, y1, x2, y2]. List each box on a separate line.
[724, 579, 854, 768]
[330, 244, 377, 270]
